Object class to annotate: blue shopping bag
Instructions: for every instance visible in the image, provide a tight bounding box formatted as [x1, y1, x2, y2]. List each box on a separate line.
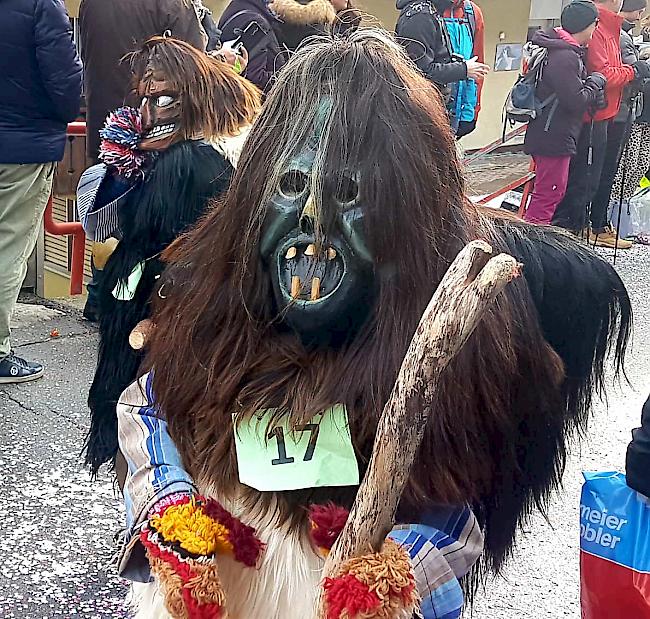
[580, 471, 650, 618]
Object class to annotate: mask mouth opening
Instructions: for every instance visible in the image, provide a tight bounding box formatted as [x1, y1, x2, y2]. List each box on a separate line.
[142, 123, 177, 140]
[276, 237, 346, 304]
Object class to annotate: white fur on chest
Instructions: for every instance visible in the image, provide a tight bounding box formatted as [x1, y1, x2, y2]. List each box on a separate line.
[130, 492, 324, 619]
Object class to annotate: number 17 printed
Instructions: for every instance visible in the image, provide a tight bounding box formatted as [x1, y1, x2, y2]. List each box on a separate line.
[269, 423, 320, 466]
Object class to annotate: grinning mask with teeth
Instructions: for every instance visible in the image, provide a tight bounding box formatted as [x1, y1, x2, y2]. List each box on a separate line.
[128, 36, 261, 152]
[259, 99, 376, 342]
[137, 74, 183, 151]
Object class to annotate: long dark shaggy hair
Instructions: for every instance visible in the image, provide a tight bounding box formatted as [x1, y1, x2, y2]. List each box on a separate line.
[145, 30, 631, 572]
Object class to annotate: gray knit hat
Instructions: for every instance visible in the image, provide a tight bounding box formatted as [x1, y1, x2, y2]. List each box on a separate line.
[561, 0, 599, 34]
[621, 0, 647, 12]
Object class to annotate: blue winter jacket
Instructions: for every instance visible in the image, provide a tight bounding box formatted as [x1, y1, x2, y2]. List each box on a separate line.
[0, 0, 82, 164]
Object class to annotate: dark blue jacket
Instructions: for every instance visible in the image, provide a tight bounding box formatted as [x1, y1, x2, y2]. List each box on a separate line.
[0, 0, 82, 164]
[218, 0, 286, 93]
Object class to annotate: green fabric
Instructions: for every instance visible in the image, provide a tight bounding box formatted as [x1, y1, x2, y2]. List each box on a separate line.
[0, 163, 54, 358]
[112, 261, 146, 301]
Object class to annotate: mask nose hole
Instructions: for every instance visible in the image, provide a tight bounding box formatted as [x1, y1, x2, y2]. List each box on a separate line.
[299, 213, 315, 234]
[300, 194, 318, 235]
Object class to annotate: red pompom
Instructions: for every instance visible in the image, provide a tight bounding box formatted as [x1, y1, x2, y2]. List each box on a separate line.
[228, 519, 266, 567]
[182, 589, 225, 619]
[202, 498, 235, 529]
[202, 497, 265, 567]
[323, 574, 381, 619]
[309, 503, 349, 551]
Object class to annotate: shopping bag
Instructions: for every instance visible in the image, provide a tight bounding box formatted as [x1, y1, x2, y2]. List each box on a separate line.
[580, 471, 650, 618]
[629, 188, 650, 243]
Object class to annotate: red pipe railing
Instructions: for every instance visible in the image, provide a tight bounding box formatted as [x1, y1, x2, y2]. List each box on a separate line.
[44, 122, 87, 295]
[66, 121, 86, 137]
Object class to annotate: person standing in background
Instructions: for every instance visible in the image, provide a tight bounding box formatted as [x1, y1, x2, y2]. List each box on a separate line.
[441, 0, 486, 137]
[626, 394, 650, 498]
[268, 0, 361, 52]
[218, 0, 361, 93]
[79, 0, 210, 165]
[524, 1, 606, 226]
[611, 44, 650, 221]
[0, 0, 82, 383]
[79, 0, 210, 322]
[551, 0, 646, 248]
[395, 0, 490, 112]
[590, 0, 648, 243]
[218, 0, 287, 92]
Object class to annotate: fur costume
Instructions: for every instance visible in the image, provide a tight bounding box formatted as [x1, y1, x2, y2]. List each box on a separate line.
[81, 37, 260, 474]
[116, 31, 631, 618]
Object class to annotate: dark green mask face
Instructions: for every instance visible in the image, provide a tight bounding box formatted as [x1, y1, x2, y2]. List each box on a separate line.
[259, 141, 376, 343]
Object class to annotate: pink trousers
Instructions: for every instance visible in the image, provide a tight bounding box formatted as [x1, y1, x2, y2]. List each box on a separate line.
[524, 155, 572, 225]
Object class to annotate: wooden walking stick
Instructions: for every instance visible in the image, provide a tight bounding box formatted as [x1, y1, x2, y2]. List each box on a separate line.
[317, 240, 521, 619]
[129, 318, 155, 351]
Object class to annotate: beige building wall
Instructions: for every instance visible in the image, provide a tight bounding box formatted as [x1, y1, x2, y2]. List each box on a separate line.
[466, 0, 532, 149]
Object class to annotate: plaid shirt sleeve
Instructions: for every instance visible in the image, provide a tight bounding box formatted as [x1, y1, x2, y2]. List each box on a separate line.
[116, 372, 196, 581]
[390, 506, 484, 619]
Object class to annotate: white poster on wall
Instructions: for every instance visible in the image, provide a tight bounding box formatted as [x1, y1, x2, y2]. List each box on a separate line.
[529, 0, 568, 20]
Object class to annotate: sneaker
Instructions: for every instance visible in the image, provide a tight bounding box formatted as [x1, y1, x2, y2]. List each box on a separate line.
[591, 225, 633, 249]
[0, 352, 44, 384]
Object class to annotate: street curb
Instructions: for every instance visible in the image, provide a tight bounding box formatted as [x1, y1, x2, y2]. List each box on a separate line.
[18, 292, 87, 322]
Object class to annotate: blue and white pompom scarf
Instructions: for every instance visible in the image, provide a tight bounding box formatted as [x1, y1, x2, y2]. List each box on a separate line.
[99, 107, 151, 179]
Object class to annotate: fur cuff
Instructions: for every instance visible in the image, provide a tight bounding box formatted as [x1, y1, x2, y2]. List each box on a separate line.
[270, 0, 336, 25]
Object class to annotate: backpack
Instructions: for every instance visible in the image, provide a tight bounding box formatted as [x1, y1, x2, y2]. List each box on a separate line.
[504, 43, 558, 128]
[444, 1, 476, 48]
[444, 1, 479, 129]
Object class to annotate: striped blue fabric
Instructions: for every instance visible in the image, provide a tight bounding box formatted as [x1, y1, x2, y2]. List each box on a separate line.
[390, 507, 483, 619]
[76, 163, 135, 242]
[118, 374, 195, 535]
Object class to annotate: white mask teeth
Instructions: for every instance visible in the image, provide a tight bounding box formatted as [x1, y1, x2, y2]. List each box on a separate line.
[144, 124, 176, 139]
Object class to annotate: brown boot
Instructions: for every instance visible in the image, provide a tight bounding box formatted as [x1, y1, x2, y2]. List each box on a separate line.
[591, 225, 633, 249]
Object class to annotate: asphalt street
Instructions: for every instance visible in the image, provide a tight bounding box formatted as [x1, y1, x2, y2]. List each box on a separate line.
[0, 303, 128, 619]
[0, 244, 649, 618]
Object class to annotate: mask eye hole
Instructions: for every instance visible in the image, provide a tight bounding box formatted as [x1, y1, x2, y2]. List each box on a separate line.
[334, 176, 359, 206]
[156, 95, 175, 108]
[279, 170, 308, 199]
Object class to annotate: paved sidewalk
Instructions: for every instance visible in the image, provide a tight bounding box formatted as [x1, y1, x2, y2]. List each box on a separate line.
[0, 302, 128, 618]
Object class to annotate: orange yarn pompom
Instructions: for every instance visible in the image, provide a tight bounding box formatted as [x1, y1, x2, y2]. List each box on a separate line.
[322, 540, 417, 619]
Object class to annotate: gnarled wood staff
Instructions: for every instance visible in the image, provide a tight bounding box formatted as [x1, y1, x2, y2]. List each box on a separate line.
[318, 240, 522, 618]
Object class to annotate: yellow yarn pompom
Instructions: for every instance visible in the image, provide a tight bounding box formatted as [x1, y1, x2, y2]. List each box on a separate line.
[150, 501, 234, 557]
